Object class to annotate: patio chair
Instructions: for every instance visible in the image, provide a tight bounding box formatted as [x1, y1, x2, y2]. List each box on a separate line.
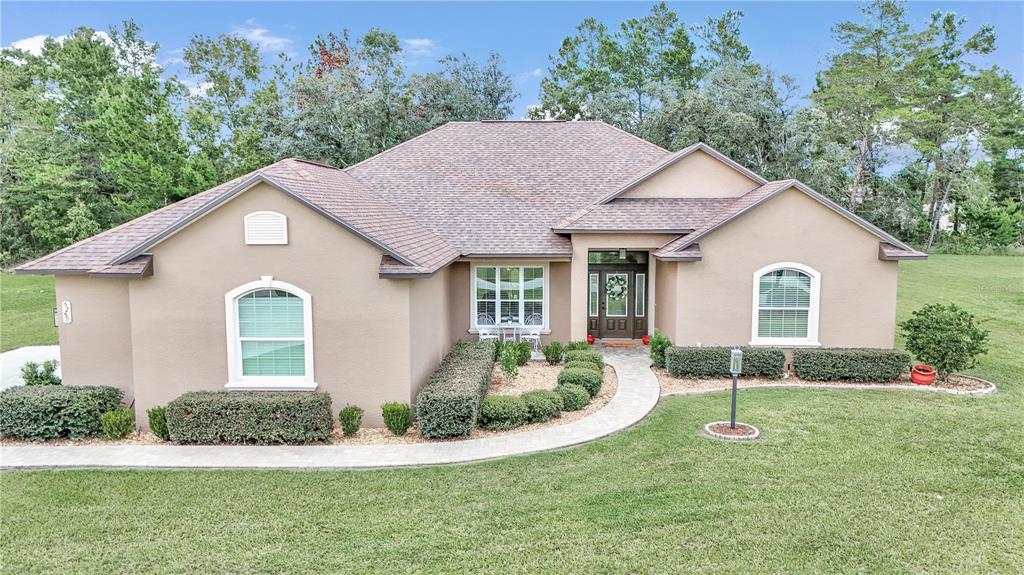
[519, 313, 543, 351]
[476, 313, 500, 341]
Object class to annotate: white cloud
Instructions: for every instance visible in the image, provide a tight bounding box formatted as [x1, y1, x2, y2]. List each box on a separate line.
[401, 37, 439, 59]
[184, 79, 213, 97]
[529, 67, 543, 77]
[9, 31, 111, 56]
[231, 19, 293, 53]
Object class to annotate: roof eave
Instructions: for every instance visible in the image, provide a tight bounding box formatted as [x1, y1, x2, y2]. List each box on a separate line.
[552, 228, 694, 235]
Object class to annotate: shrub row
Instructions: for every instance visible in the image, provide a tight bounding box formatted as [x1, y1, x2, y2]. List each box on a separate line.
[0, 385, 122, 440]
[793, 348, 910, 382]
[415, 340, 497, 438]
[564, 349, 603, 369]
[165, 391, 333, 444]
[665, 346, 785, 379]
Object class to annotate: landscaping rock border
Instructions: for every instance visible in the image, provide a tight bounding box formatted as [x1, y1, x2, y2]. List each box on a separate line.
[703, 421, 760, 441]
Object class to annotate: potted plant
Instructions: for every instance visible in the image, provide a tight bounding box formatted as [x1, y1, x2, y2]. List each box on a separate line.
[910, 365, 936, 385]
[586, 334, 596, 345]
[641, 335, 650, 345]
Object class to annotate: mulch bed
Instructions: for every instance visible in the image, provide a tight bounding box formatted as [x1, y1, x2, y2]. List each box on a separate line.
[707, 422, 757, 437]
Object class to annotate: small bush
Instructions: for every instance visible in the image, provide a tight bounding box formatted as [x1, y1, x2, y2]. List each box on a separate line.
[649, 331, 672, 368]
[557, 368, 603, 398]
[147, 406, 170, 440]
[563, 349, 603, 369]
[665, 346, 785, 379]
[564, 360, 601, 372]
[339, 405, 364, 437]
[514, 341, 532, 366]
[100, 408, 134, 439]
[479, 395, 530, 430]
[166, 391, 333, 444]
[20, 360, 61, 386]
[556, 384, 590, 411]
[541, 341, 565, 365]
[498, 341, 519, 380]
[899, 303, 990, 380]
[793, 348, 911, 382]
[565, 340, 591, 351]
[521, 389, 563, 423]
[415, 340, 495, 438]
[382, 402, 412, 436]
[0, 385, 122, 440]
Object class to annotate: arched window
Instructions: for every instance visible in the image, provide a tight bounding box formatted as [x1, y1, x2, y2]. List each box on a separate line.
[225, 277, 314, 389]
[751, 263, 820, 346]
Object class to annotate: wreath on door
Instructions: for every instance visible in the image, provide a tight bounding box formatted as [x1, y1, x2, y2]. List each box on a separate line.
[606, 275, 627, 301]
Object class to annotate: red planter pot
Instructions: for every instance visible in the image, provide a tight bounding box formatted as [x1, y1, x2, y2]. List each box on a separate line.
[642, 335, 651, 345]
[586, 334, 596, 345]
[911, 365, 936, 385]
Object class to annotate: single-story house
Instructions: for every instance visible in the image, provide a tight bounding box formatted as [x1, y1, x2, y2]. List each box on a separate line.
[16, 121, 926, 426]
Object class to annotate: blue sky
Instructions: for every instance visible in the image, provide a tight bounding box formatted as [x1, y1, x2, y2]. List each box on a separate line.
[3, 1, 1021, 117]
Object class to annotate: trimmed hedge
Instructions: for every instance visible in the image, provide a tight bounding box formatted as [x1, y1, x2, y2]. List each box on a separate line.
[793, 348, 911, 382]
[557, 368, 603, 398]
[339, 405, 364, 436]
[563, 350, 603, 369]
[479, 395, 529, 430]
[564, 360, 601, 373]
[564, 340, 591, 351]
[665, 346, 785, 379]
[556, 384, 590, 411]
[165, 391, 333, 444]
[0, 385, 122, 440]
[521, 389, 563, 423]
[415, 340, 496, 438]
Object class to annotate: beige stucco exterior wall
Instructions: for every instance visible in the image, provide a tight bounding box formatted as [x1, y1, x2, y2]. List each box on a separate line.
[409, 266, 453, 399]
[653, 259, 678, 341]
[53, 276, 134, 401]
[670, 188, 899, 348]
[620, 150, 758, 199]
[128, 182, 414, 427]
[570, 234, 678, 340]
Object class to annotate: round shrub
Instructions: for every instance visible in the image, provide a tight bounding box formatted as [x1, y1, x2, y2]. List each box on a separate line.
[100, 408, 134, 439]
[541, 341, 565, 365]
[563, 349, 603, 369]
[479, 395, 529, 430]
[521, 389, 563, 423]
[147, 406, 169, 440]
[381, 402, 412, 436]
[556, 384, 590, 411]
[564, 360, 601, 373]
[564, 340, 591, 351]
[649, 331, 672, 368]
[339, 405, 364, 437]
[515, 341, 532, 366]
[899, 303, 990, 380]
[557, 368, 603, 398]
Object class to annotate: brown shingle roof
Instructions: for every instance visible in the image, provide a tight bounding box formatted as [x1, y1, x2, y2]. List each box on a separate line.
[554, 197, 734, 233]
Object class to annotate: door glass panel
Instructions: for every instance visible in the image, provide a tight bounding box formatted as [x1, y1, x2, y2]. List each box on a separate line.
[635, 273, 646, 317]
[605, 273, 628, 317]
[588, 273, 599, 317]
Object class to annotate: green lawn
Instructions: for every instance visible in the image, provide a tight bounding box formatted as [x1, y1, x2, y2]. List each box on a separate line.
[2, 256, 1022, 574]
[0, 273, 58, 352]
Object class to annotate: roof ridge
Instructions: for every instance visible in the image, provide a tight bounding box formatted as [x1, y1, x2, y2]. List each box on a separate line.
[343, 122, 458, 172]
[592, 121, 672, 155]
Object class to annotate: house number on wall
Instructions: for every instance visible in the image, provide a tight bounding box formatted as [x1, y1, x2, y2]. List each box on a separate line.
[61, 301, 73, 325]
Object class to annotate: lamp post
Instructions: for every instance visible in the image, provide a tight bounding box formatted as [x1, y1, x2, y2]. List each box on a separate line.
[729, 348, 743, 429]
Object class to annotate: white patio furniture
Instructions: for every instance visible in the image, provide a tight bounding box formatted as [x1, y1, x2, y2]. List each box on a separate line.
[519, 313, 543, 351]
[476, 313, 500, 341]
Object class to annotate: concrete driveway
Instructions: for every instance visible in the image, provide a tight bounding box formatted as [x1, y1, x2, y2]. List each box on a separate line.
[0, 345, 60, 390]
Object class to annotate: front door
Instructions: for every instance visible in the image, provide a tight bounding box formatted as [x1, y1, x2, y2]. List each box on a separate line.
[587, 251, 649, 340]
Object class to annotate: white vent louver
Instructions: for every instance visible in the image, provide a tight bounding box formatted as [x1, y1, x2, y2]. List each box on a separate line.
[244, 211, 288, 245]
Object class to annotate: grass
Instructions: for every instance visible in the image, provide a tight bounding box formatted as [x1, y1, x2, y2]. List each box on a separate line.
[2, 255, 1022, 574]
[0, 273, 57, 352]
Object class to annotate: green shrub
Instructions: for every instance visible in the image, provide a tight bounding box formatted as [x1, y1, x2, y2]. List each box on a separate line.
[498, 341, 519, 380]
[665, 346, 785, 379]
[0, 385, 122, 440]
[899, 303, 990, 380]
[339, 405, 364, 437]
[20, 360, 61, 386]
[556, 384, 590, 411]
[521, 389, 563, 423]
[541, 341, 565, 365]
[381, 402, 412, 436]
[165, 391, 332, 444]
[557, 368, 603, 398]
[565, 340, 591, 351]
[563, 349, 603, 369]
[100, 408, 134, 439]
[793, 348, 911, 382]
[649, 331, 672, 368]
[514, 341, 532, 366]
[564, 360, 601, 372]
[147, 406, 170, 440]
[415, 340, 496, 438]
[479, 395, 529, 430]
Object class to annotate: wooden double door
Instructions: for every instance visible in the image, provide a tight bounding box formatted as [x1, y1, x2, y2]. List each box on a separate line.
[587, 265, 648, 339]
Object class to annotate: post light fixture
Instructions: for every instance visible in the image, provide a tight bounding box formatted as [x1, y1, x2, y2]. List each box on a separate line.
[729, 348, 742, 428]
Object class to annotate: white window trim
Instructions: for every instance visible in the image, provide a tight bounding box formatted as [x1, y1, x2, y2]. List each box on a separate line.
[749, 262, 821, 347]
[244, 211, 288, 245]
[469, 262, 550, 334]
[224, 276, 316, 390]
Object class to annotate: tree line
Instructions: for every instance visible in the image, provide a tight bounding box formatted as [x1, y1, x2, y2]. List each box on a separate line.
[1, 1, 1020, 267]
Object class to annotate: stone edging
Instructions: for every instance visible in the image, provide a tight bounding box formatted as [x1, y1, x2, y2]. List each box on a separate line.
[664, 376, 996, 398]
[703, 421, 760, 441]
[0, 353, 661, 470]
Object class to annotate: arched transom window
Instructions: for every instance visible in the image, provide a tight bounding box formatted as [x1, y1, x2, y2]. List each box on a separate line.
[751, 263, 820, 346]
[225, 277, 314, 389]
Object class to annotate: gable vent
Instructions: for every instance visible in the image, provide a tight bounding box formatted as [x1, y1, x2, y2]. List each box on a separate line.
[244, 211, 288, 245]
